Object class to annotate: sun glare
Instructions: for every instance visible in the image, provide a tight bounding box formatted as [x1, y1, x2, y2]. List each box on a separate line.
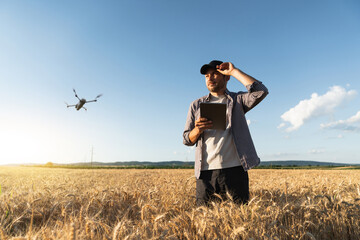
[0, 119, 50, 165]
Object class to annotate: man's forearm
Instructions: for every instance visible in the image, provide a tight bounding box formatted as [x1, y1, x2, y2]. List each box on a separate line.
[231, 68, 257, 86]
[189, 127, 201, 144]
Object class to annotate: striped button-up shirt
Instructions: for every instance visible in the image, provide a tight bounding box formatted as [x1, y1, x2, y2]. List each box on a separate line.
[183, 81, 269, 179]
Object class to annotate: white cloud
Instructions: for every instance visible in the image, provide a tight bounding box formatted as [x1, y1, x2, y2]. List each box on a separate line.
[279, 86, 356, 132]
[309, 149, 325, 154]
[320, 111, 360, 132]
[326, 134, 344, 139]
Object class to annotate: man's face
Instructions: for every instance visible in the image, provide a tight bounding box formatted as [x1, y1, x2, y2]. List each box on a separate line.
[205, 68, 227, 93]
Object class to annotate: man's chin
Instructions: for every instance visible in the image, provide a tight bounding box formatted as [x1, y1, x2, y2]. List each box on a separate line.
[208, 87, 220, 92]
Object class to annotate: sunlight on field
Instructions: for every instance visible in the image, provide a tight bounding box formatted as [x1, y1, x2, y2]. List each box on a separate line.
[0, 167, 359, 239]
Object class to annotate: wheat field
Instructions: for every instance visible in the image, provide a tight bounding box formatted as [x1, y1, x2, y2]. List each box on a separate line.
[0, 167, 359, 239]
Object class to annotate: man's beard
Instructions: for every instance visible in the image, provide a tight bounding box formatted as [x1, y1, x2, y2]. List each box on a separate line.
[207, 81, 225, 92]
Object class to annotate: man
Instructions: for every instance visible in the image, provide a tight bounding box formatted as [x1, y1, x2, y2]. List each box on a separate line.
[183, 60, 268, 206]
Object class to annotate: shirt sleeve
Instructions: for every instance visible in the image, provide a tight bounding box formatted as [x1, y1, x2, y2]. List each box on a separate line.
[241, 81, 269, 113]
[183, 102, 197, 146]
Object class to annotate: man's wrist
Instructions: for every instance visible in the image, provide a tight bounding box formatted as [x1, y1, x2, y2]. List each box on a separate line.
[193, 127, 202, 136]
[189, 127, 201, 144]
[230, 67, 241, 77]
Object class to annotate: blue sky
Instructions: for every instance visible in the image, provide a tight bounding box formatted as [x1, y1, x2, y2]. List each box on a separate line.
[1, 0, 359, 165]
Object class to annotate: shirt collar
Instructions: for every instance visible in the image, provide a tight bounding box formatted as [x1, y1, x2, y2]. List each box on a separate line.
[206, 89, 231, 101]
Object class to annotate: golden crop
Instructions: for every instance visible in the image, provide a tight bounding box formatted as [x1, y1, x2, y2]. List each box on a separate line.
[0, 167, 359, 239]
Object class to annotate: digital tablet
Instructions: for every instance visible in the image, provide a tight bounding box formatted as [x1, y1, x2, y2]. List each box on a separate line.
[200, 103, 226, 130]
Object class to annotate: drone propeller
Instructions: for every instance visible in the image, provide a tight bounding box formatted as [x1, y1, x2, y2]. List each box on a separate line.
[73, 88, 81, 100]
[65, 101, 76, 108]
[95, 94, 103, 99]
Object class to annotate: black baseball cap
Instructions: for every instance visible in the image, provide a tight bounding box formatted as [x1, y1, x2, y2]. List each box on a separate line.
[200, 60, 223, 75]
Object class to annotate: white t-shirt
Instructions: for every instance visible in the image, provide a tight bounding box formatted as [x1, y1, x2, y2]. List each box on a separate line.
[201, 94, 241, 170]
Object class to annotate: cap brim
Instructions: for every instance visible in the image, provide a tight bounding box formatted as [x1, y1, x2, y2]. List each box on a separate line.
[200, 64, 217, 75]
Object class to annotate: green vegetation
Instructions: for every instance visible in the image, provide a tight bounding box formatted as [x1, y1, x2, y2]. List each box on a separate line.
[45, 162, 54, 167]
[254, 165, 360, 170]
[27, 163, 360, 170]
[28, 164, 194, 170]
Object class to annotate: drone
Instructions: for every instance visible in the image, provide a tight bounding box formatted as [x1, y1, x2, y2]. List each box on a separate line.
[65, 89, 102, 111]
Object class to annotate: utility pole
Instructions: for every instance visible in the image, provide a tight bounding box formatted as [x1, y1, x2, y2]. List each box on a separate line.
[91, 146, 94, 167]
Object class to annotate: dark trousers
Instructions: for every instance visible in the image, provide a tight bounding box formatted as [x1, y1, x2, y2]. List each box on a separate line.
[196, 166, 249, 206]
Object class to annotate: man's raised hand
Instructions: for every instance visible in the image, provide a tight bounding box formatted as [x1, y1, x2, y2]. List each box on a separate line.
[217, 62, 236, 76]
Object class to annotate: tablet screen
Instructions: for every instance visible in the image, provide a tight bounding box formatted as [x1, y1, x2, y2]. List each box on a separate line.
[200, 103, 226, 130]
